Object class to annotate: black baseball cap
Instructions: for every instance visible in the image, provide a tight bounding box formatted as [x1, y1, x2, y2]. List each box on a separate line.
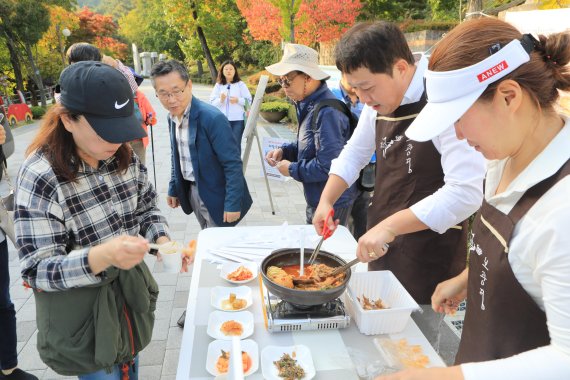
[59, 61, 147, 144]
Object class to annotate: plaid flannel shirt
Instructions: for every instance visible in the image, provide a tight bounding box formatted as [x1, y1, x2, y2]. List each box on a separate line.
[15, 151, 169, 291]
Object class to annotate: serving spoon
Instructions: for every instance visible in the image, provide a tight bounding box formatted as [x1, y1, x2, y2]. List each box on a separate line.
[330, 243, 390, 276]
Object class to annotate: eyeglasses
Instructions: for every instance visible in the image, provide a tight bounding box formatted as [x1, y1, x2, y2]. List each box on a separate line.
[156, 82, 188, 100]
[277, 72, 301, 88]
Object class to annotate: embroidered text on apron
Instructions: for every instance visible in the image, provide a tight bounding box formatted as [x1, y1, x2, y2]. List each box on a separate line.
[456, 159, 570, 363]
[368, 96, 465, 304]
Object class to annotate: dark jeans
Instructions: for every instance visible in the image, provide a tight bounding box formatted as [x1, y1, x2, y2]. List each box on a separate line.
[349, 190, 371, 241]
[0, 239, 17, 370]
[305, 204, 352, 226]
[229, 120, 245, 154]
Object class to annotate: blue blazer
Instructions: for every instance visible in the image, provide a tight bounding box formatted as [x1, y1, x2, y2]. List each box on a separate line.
[168, 96, 252, 226]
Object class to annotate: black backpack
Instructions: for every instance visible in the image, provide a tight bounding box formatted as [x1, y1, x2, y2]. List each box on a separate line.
[310, 99, 375, 192]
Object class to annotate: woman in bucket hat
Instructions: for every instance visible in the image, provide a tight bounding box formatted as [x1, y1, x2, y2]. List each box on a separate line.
[15, 61, 172, 379]
[265, 43, 357, 225]
[377, 18, 570, 380]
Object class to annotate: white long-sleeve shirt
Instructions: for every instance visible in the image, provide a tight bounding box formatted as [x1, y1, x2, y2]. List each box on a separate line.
[329, 57, 486, 232]
[209, 81, 252, 121]
[461, 119, 570, 380]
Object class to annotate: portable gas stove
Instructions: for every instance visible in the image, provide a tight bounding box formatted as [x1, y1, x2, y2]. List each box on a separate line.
[260, 282, 351, 333]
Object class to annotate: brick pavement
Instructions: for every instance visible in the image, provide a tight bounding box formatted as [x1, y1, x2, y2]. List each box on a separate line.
[5, 81, 306, 379]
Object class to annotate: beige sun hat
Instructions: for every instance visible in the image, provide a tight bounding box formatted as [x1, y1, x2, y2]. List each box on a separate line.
[266, 43, 330, 80]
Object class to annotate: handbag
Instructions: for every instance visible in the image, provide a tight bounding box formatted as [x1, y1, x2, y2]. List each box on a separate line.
[0, 161, 16, 244]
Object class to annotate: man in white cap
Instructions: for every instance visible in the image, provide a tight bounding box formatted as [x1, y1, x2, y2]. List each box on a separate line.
[311, 21, 486, 362]
[265, 43, 358, 225]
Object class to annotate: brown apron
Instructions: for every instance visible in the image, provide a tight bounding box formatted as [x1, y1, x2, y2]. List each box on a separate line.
[368, 96, 465, 304]
[456, 159, 570, 363]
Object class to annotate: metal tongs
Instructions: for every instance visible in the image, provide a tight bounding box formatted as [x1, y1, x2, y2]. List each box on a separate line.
[308, 209, 335, 265]
[330, 243, 390, 276]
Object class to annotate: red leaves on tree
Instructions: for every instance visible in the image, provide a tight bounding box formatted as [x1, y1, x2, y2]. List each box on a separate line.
[73, 7, 128, 60]
[236, 0, 283, 45]
[237, 0, 362, 45]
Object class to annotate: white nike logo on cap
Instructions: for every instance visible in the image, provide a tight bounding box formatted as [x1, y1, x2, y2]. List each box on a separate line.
[115, 99, 129, 109]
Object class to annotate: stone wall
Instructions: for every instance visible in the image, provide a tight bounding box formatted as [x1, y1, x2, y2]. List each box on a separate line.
[404, 29, 446, 53]
[318, 28, 447, 63]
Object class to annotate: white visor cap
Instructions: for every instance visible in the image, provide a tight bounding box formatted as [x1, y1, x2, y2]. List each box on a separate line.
[406, 39, 531, 142]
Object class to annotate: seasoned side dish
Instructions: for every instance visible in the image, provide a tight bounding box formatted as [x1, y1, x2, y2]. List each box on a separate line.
[220, 320, 243, 336]
[227, 265, 254, 281]
[273, 352, 305, 379]
[221, 293, 247, 310]
[216, 350, 253, 373]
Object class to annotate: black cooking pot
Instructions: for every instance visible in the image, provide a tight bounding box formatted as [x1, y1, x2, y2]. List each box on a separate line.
[261, 248, 351, 307]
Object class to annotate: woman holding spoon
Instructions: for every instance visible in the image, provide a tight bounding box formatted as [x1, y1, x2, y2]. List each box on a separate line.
[14, 62, 171, 379]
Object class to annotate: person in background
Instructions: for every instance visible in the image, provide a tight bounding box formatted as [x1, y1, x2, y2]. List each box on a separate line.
[128, 68, 158, 166]
[312, 21, 486, 363]
[15, 61, 170, 379]
[329, 74, 372, 240]
[379, 18, 570, 380]
[265, 44, 358, 225]
[55, 43, 139, 111]
[0, 118, 36, 380]
[209, 60, 252, 154]
[151, 60, 252, 327]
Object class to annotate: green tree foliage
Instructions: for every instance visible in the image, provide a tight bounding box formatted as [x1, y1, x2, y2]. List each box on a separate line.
[359, 0, 428, 21]
[96, 0, 134, 20]
[0, 0, 72, 106]
[163, 0, 249, 80]
[119, 0, 184, 60]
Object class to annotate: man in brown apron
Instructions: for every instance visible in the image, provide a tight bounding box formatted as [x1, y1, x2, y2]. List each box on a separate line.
[311, 21, 485, 363]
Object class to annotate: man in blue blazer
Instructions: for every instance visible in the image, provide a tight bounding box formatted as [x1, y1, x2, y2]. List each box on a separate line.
[151, 59, 252, 229]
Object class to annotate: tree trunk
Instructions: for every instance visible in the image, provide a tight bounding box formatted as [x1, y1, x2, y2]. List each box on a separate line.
[189, 0, 217, 83]
[23, 43, 46, 107]
[466, 0, 483, 19]
[197, 60, 204, 77]
[289, 0, 295, 43]
[4, 33, 25, 93]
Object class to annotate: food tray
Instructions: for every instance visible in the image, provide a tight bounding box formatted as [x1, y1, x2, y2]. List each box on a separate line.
[345, 271, 419, 335]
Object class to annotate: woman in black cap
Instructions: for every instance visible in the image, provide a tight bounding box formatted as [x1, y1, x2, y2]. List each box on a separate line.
[15, 61, 171, 379]
[378, 17, 570, 380]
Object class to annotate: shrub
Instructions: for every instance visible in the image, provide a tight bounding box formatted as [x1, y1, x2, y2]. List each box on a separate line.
[400, 20, 458, 33]
[260, 101, 290, 113]
[31, 106, 46, 119]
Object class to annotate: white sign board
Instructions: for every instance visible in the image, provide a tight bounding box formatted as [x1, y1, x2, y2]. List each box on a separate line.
[505, 9, 570, 36]
[262, 137, 291, 181]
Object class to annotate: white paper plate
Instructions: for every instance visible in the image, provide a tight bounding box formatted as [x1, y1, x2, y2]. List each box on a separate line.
[261, 344, 315, 380]
[211, 286, 253, 312]
[220, 261, 259, 284]
[207, 310, 254, 340]
[206, 339, 259, 377]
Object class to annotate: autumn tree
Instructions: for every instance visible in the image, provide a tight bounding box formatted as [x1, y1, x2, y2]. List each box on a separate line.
[119, 0, 184, 60]
[164, 0, 248, 81]
[237, 0, 363, 46]
[70, 7, 128, 60]
[0, 0, 58, 106]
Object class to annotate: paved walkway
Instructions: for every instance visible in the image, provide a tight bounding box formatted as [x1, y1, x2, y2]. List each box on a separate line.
[5, 81, 305, 379]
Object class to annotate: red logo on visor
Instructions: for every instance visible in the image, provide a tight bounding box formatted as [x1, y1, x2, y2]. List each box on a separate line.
[477, 60, 509, 82]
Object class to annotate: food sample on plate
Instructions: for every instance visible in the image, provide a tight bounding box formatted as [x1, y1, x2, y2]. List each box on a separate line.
[227, 265, 254, 281]
[358, 295, 390, 310]
[216, 349, 253, 374]
[273, 352, 305, 380]
[220, 320, 244, 336]
[266, 264, 345, 291]
[221, 293, 248, 311]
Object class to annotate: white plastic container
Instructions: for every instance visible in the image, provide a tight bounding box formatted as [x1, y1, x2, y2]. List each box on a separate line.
[345, 271, 419, 335]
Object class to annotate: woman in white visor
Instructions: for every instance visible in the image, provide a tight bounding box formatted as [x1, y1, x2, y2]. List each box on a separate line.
[379, 18, 570, 380]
